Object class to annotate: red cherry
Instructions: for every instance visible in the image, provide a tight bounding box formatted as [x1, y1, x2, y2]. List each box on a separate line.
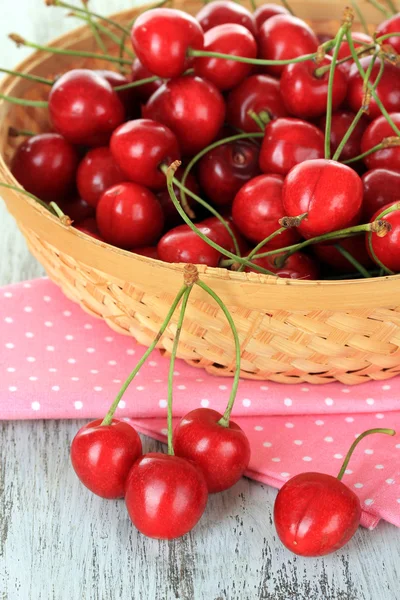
[125, 453, 208, 539]
[226, 74, 288, 133]
[158, 223, 222, 266]
[362, 169, 400, 220]
[368, 202, 400, 272]
[282, 160, 363, 239]
[193, 23, 257, 91]
[70, 419, 142, 499]
[74, 217, 103, 241]
[76, 147, 124, 208]
[131, 8, 204, 78]
[335, 32, 373, 78]
[245, 251, 320, 280]
[58, 196, 95, 222]
[96, 182, 164, 249]
[318, 110, 368, 162]
[314, 236, 373, 273]
[232, 174, 301, 247]
[259, 118, 325, 176]
[174, 408, 250, 493]
[280, 57, 348, 119]
[110, 118, 180, 191]
[196, 0, 256, 36]
[360, 113, 400, 171]
[157, 169, 199, 227]
[48, 69, 125, 146]
[143, 75, 226, 155]
[131, 246, 159, 259]
[258, 15, 319, 76]
[274, 472, 361, 556]
[347, 56, 400, 120]
[94, 69, 139, 118]
[197, 138, 260, 207]
[376, 13, 400, 54]
[201, 216, 248, 255]
[11, 133, 79, 202]
[254, 3, 290, 30]
[131, 58, 163, 102]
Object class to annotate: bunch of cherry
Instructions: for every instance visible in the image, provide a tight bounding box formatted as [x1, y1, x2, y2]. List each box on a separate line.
[4, 0, 400, 278]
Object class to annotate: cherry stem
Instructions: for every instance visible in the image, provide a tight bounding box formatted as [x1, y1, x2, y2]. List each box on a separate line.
[365, 0, 392, 17]
[197, 280, 241, 428]
[350, 0, 370, 35]
[249, 0, 257, 11]
[0, 92, 47, 108]
[0, 182, 58, 214]
[49, 201, 72, 226]
[334, 244, 371, 278]
[101, 284, 188, 426]
[343, 137, 400, 165]
[248, 110, 266, 131]
[114, 75, 160, 91]
[385, 0, 397, 14]
[47, 0, 131, 36]
[280, 0, 295, 15]
[79, 0, 107, 54]
[314, 44, 374, 77]
[0, 67, 53, 85]
[68, 10, 135, 58]
[367, 202, 400, 275]
[337, 428, 396, 481]
[8, 127, 36, 137]
[164, 161, 276, 275]
[9, 33, 132, 66]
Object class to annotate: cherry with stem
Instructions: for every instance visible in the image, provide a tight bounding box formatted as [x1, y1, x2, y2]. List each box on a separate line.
[367, 202, 400, 275]
[338, 428, 396, 480]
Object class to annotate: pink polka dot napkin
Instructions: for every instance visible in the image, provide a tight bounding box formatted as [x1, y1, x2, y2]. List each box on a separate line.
[1, 278, 399, 529]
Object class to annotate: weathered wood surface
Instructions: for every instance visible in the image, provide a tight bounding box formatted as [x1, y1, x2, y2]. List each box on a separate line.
[1, 2, 400, 599]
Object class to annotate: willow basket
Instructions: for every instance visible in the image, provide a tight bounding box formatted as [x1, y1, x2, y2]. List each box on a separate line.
[1, 0, 399, 385]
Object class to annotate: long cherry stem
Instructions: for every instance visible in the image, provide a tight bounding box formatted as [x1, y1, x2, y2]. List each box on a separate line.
[8, 127, 36, 137]
[385, 0, 397, 14]
[0, 182, 57, 214]
[367, 202, 400, 275]
[365, 0, 392, 17]
[350, 0, 370, 35]
[68, 10, 135, 58]
[334, 244, 371, 278]
[79, 0, 107, 53]
[337, 428, 396, 481]
[114, 75, 160, 91]
[281, 0, 295, 15]
[47, 0, 131, 36]
[0, 68, 53, 86]
[343, 137, 400, 165]
[0, 93, 48, 108]
[197, 280, 241, 428]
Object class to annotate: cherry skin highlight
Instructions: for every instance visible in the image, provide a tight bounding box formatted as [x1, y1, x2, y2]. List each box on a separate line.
[254, 3, 290, 31]
[96, 182, 164, 249]
[70, 419, 142, 499]
[131, 8, 204, 78]
[245, 251, 320, 280]
[195, 0, 256, 36]
[174, 408, 251, 493]
[274, 472, 361, 557]
[368, 202, 400, 272]
[11, 133, 79, 202]
[360, 113, 400, 171]
[125, 453, 208, 539]
[319, 110, 368, 162]
[76, 147, 125, 208]
[362, 169, 400, 220]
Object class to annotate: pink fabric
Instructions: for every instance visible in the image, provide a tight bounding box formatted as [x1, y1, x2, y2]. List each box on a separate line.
[1, 277, 399, 529]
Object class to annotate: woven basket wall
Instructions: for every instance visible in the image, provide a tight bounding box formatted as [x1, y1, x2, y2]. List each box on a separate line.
[1, 0, 400, 385]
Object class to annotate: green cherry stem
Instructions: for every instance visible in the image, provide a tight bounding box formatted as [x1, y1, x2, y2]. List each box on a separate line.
[101, 283, 189, 426]
[313, 44, 375, 78]
[249, 0, 257, 11]
[343, 136, 400, 165]
[114, 75, 161, 91]
[337, 428, 396, 481]
[67, 10, 135, 58]
[334, 244, 371, 278]
[365, 0, 392, 17]
[196, 279, 241, 428]
[350, 0, 370, 35]
[0, 182, 58, 214]
[385, 0, 397, 14]
[0, 93, 48, 108]
[280, 0, 295, 15]
[248, 110, 266, 131]
[46, 0, 131, 36]
[377, 32, 400, 43]
[79, 0, 108, 53]
[367, 202, 400, 275]
[0, 67, 53, 86]
[8, 127, 36, 137]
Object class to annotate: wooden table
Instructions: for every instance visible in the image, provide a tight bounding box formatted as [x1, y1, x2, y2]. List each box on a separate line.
[1, 2, 400, 598]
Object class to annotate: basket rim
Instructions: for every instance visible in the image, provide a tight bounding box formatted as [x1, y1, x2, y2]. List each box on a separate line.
[1, 3, 400, 313]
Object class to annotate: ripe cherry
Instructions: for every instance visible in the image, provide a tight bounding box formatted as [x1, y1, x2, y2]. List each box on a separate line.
[232, 174, 300, 247]
[75, 217, 103, 241]
[319, 110, 368, 162]
[258, 14, 319, 76]
[143, 75, 226, 156]
[48, 69, 125, 146]
[11, 133, 79, 202]
[110, 118, 180, 191]
[259, 118, 325, 176]
[131, 246, 159, 259]
[314, 236, 373, 273]
[70, 419, 142, 499]
[125, 453, 208, 539]
[226, 74, 288, 133]
[280, 57, 347, 119]
[58, 196, 95, 222]
[368, 202, 400, 272]
[76, 147, 124, 208]
[254, 3, 290, 31]
[193, 24, 257, 91]
[347, 56, 400, 120]
[196, 0, 256, 36]
[94, 69, 139, 118]
[96, 182, 164, 249]
[362, 169, 400, 220]
[282, 160, 363, 239]
[157, 169, 199, 228]
[131, 8, 204, 78]
[197, 138, 260, 207]
[360, 113, 400, 171]
[131, 58, 163, 102]
[376, 13, 400, 54]
[245, 251, 320, 280]
[202, 216, 248, 255]
[335, 32, 373, 78]
[174, 408, 250, 493]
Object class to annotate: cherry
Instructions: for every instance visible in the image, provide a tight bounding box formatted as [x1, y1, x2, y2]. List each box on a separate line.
[131, 8, 204, 78]
[259, 118, 325, 176]
[131, 246, 159, 259]
[232, 174, 300, 247]
[314, 236, 373, 273]
[157, 169, 199, 228]
[368, 202, 400, 272]
[362, 169, 400, 220]
[280, 57, 348, 119]
[11, 133, 79, 202]
[197, 138, 260, 207]
[282, 160, 363, 239]
[110, 118, 180, 191]
[347, 56, 400, 120]
[125, 453, 208, 539]
[75, 217, 103, 241]
[258, 14, 319, 76]
[58, 196, 95, 223]
[245, 251, 320, 280]
[360, 113, 400, 171]
[254, 4, 290, 31]
[76, 147, 124, 208]
[201, 216, 248, 255]
[174, 408, 250, 493]
[193, 24, 257, 91]
[195, 0, 256, 36]
[335, 32, 373, 78]
[131, 58, 163, 102]
[96, 182, 164, 249]
[94, 69, 139, 118]
[319, 110, 368, 162]
[143, 75, 226, 156]
[226, 74, 288, 133]
[70, 419, 142, 499]
[376, 13, 400, 54]
[48, 69, 125, 146]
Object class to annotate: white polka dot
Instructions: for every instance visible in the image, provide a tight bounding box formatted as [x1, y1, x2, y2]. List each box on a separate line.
[108, 360, 117, 366]
[271, 457, 281, 462]
[196, 378, 204, 383]
[52, 385, 60, 392]
[86, 348, 95, 354]
[159, 399, 167, 408]
[382, 385, 391, 390]
[48, 368, 57, 373]
[396, 444, 400, 449]
[46, 346, 55, 352]
[24, 306, 32, 313]
[44, 321, 53, 327]
[149, 361, 157, 367]
[281, 472, 290, 478]
[65, 335, 74, 341]
[345, 417, 354, 423]
[94, 386, 102, 392]
[364, 499, 374, 506]
[154, 379, 163, 383]
[67, 358, 76, 364]
[354, 483, 364, 488]
[254, 426, 263, 431]
[43, 296, 51, 302]
[126, 349, 135, 355]
[284, 398, 292, 407]
[71, 377, 79, 381]
[315, 420, 324, 426]
[23, 283, 31, 288]
[219, 385, 227, 391]
[4, 292, 12, 298]
[303, 456, 312, 462]
[136, 386, 144, 391]
[90, 369, 99, 374]
[365, 449, 374, 455]
[27, 357, 35, 362]
[113, 379, 121, 384]
[325, 398, 334, 406]
[386, 479, 395, 485]
[7, 367, 15, 373]
[5, 343, 14, 349]
[263, 441, 272, 448]
[366, 398, 375, 405]
[334, 454, 343, 459]
[342, 388, 350, 393]
[375, 464, 384, 469]
[301, 387, 309, 392]
[25, 332, 34, 338]
[31, 401, 40, 411]
[105, 336, 113, 342]
[242, 398, 251, 407]
[260, 386, 269, 391]
[173, 371, 180, 376]
[324, 436, 334, 443]
[84, 323, 92, 329]
[285, 422, 294, 428]
[294, 440, 303, 445]
[4, 317, 13, 323]
[63, 310, 72, 317]
[8, 386, 17, 392]
[376, 413, 385, 419]
[161, 428, 168, 436]
[119, 400, 126, 409]
[29, 376, 38, 381]
[397, 499, 400, 504]
[177, 385, 186, 390]
[200, 399, 209, 407]
[74, 401, 83, 410]
[345, 469, 353, 474]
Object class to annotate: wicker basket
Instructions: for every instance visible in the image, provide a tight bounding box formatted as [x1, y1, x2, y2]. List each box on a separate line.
[1, 0, 400, 386]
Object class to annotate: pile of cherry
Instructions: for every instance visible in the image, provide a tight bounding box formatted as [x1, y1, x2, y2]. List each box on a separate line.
[5, 0, 400, 278]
